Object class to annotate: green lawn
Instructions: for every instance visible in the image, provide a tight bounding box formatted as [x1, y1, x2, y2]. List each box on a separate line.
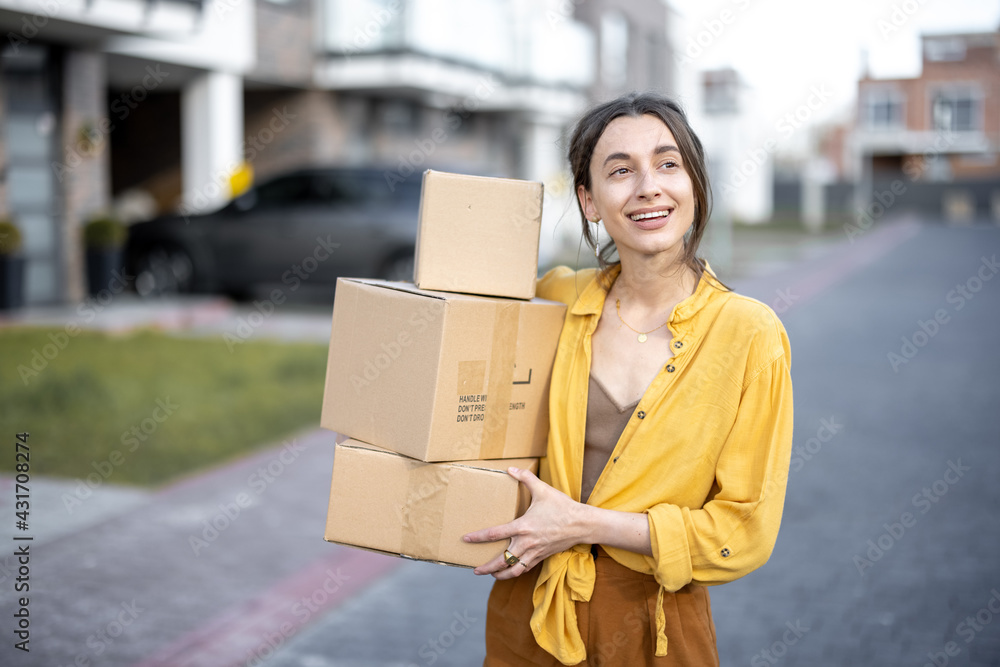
[0, 327, 329, 487]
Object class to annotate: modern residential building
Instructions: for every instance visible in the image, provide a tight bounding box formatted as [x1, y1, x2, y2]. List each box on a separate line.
[0, 0, 254, 304]
[0, 0, 677, 306]
[853, 29, 1000, 223]
[696, 67, 773, 226]
[571, 0, 673, 102]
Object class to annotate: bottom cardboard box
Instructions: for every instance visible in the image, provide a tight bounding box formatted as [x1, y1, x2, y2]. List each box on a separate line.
[325, 439, 537, 568]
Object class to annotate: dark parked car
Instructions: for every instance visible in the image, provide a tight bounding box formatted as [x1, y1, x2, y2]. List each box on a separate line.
[125, 166, 421, 299]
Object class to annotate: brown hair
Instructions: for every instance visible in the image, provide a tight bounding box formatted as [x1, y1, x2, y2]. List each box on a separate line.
[568, 92, 719, 286]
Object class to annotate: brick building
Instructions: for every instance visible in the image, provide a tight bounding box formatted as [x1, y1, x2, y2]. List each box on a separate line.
[854, 29, 1000, 222]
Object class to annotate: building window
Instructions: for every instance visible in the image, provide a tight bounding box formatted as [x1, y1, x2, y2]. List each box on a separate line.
[924, 38, 966, 62]
[703, 70, 739, 114]
[379, 99, 419, 133]
[325, 0, 405, 54]
[932, 89, 981, 132]
[600, 11, 628, 89]
[648, 34, 660, 90]
[863, 88, 904, 130]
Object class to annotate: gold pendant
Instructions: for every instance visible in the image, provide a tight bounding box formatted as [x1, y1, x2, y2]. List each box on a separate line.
[637, 333, 647, 343]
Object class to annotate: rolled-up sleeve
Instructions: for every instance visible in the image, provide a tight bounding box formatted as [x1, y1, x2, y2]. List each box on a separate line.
[644, 332, 794, 591]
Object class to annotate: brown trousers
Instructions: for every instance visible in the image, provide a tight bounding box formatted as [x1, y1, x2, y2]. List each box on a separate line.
[484, 548, 719, 666]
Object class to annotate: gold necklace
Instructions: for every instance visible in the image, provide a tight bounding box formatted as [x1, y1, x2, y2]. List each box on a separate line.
[615, 299, 670, 343]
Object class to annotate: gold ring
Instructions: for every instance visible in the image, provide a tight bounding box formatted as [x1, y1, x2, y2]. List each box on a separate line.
[503, 550, 520, 567]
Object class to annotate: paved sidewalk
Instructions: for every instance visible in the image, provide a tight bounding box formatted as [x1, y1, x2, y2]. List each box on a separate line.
[0, 294, 335, 344]
[0, 427, 354, 666]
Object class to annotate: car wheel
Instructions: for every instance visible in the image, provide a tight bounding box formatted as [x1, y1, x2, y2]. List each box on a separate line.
[134, 245, 195, 297]
[378, 250, 415, 282]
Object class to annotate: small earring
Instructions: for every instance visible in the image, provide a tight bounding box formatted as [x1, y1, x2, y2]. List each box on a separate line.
[590, 218, 601, 258]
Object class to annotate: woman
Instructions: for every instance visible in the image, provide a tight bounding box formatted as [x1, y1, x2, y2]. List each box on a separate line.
[464, 92, 794, 666]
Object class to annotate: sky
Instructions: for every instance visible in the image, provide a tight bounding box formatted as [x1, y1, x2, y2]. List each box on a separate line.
[668, 0, 1000, 128]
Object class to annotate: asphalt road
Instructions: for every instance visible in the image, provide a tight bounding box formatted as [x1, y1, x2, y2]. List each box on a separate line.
[1, 219, 998, 667]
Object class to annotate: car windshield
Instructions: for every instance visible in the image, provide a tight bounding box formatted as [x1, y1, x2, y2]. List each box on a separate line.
[254, 176, 312, 207]
[314, 172, 421, 204]
[252, 171, 420, 208]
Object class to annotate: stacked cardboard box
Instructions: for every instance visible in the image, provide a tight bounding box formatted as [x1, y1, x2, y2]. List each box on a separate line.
[325, 440, 539, 567]
[414, 170, 544, 300]
[321, 170, 566, 568]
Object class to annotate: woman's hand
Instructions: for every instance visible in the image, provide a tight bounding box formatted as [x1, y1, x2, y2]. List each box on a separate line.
[463, 466, 590, 580]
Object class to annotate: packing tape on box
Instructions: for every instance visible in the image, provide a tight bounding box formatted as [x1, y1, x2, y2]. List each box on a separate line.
[399, 463, 451, 559]
[479, 301, 519, 459]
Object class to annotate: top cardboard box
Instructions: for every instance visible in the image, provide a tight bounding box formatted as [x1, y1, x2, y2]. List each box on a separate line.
[413, 170, 543, 300]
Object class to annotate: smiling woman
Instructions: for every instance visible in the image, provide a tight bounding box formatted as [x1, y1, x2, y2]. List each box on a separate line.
[572, 96, 712, 281]
[463, 92, 795, 666]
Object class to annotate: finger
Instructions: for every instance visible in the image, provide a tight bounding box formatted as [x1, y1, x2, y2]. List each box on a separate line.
[473, 552, 511, 576]
[463, 520, 518, 544]
[492, 558, 532, 581]
[507, 466, 543, 493]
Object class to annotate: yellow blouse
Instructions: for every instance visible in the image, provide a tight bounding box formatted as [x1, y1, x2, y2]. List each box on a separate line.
[530, 264, 794, 665]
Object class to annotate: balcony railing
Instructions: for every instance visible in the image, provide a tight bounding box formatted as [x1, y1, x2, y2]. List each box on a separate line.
[84, 0, 205, 9]
[0, 0, 207, 39]
[321, 0, 593, 89]
[855, 128, 993, 156]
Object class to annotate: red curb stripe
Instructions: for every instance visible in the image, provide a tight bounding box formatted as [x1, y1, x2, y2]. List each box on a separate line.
[783, 219, 923, 307]
[134, 547, 404, 667]
[733, 219, 923, 312]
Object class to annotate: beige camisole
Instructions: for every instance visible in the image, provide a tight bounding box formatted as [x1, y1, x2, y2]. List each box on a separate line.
[581, 375, 639, 503]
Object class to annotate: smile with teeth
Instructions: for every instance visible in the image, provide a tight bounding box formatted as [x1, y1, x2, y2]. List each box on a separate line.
[629, 209, 672, 221]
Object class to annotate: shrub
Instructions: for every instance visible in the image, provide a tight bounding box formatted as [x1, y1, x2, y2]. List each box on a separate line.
[83, 216, 126, 250]
[0, 219, 22, 255]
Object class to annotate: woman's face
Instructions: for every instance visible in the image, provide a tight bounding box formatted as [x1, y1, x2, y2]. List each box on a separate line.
[577, 113, 696, 263]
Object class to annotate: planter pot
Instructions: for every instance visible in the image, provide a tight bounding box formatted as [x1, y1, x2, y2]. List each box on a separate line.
[0, 255, 26, 311]
[86, 248, 124, 297]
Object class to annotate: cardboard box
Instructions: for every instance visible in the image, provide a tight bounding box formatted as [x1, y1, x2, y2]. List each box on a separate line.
[321, 278, 566, 462]
[325, 439, 537, 568]
[413, 170, 543, 300]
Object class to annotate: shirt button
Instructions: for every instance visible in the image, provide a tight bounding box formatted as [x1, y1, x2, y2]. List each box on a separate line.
[673, 341, 683, 349]
[666, 364, 675, 373]
[636, 411, 646, 419]
[721, 548, 731, 558]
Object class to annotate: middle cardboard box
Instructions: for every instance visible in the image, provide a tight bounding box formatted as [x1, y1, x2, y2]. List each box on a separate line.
[321, 277, 567, 462]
